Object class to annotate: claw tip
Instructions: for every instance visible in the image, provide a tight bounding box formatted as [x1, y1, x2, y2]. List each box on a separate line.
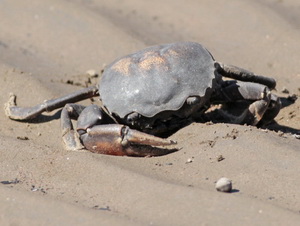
[4, 94, 17, 118]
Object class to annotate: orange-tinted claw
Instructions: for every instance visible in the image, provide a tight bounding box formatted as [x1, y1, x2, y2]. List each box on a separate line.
[80, 124, 177, 157]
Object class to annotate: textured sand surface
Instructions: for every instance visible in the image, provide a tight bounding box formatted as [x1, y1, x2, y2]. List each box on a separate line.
[1, 0, 299, 225]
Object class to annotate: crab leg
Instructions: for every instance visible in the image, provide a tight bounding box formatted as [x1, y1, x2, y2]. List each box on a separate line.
[5, 86, 98, 121]
[61, 103, 87, 151]
[216, 63, 276, 89]
[81, 124, 177, 156]
[214, 80, 281, 126]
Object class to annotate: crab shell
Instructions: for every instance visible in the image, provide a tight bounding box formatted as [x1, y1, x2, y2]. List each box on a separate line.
[99, 42, 216, 119]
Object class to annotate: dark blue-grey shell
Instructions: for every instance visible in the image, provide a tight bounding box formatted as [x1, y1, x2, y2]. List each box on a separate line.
[99, 42, 216, 118]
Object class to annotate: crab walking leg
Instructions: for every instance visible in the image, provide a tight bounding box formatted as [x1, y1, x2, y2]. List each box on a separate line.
[81, 124, 177, 156]
[217, 81, 281, 126]
[61, 103, 87, 151]
[257, 93, 281, 126]
[217, 63, 277, 89]
[5, 86, 98, 121]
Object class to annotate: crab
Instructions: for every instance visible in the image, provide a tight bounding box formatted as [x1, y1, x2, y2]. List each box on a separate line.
[5, 42, 281, 157]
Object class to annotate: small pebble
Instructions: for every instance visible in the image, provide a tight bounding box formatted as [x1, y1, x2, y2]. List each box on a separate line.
[215, 177, 232, 192]
[281, 87, 289, 94]
[292, 134, 300, 139]
[217, 155, 225, 162]
[186, 158, 194, 163]
[86, 69, 98, 77]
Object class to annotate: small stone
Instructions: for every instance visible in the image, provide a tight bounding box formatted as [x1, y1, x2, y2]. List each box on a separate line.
[186, 157, 194, 163]
[281, 87, 289, 94]
[217, 155, 225, 162]
[86, 69, 98, 78]
[215, 177, 232, 192]
[292, 134, 300, 139]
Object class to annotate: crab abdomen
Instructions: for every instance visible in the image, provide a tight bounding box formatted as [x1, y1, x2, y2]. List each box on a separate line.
[99, 42, 216, 118]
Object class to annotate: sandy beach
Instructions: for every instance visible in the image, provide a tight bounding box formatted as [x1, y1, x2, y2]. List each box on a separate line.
[0, 0, 300, 225]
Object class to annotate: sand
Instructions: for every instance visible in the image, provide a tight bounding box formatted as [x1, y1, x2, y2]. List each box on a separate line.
[0, 0, 300, 225]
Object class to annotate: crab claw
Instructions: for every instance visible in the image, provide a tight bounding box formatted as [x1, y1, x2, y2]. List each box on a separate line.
[80, 124, 177, 157]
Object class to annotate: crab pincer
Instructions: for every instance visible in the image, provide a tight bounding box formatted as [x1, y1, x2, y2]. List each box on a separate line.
[80, 124, 177, 157]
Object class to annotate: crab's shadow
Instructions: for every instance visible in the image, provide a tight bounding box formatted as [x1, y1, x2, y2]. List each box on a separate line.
[23, 110, 62, 124]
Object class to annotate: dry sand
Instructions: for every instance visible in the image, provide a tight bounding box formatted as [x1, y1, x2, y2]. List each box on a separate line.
[1, 0, 300, 225]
